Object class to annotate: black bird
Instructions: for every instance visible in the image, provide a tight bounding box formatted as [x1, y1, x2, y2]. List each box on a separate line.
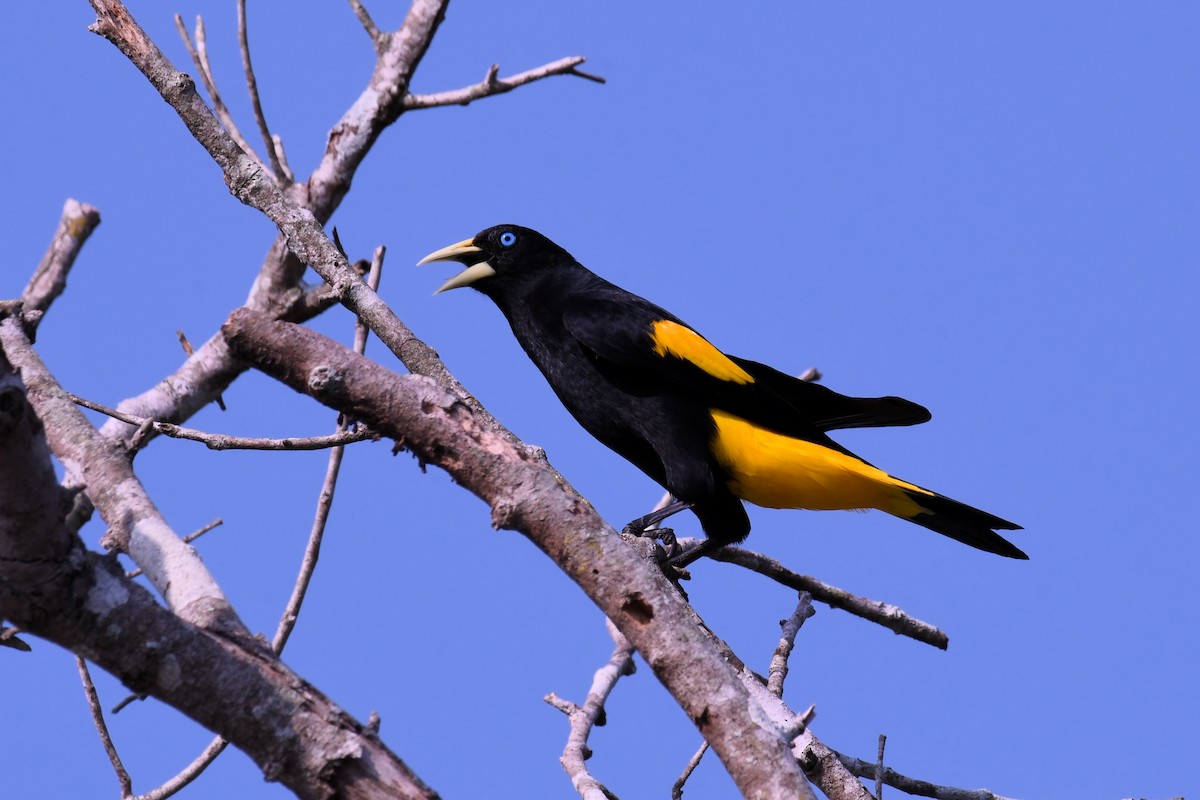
[418, 225, 1026, 562]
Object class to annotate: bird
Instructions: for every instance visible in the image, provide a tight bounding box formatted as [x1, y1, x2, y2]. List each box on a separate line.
[418, 224, 1026, 563]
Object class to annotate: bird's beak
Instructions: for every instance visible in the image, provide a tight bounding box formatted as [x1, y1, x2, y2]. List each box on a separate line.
[416, 238, 496, 294]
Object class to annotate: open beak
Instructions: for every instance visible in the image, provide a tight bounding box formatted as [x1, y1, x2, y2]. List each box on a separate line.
[416, 237, 496, 294]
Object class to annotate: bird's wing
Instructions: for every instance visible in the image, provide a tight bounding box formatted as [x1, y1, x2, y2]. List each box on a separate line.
[562, 293, 755, 392]
[727, 357, 931, 431]
[562, 295, 930, 434]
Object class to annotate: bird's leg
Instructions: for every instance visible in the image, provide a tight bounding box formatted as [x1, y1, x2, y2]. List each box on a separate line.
[622, 499, 692, 557]
[669, 538, 719, 569]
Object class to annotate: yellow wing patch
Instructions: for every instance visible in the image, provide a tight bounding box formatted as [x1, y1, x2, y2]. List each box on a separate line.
[708, 410, 933, 515]
[650, 321, 755, 385]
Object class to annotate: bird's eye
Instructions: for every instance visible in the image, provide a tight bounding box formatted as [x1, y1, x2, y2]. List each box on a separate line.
[499, 231, 517, 248]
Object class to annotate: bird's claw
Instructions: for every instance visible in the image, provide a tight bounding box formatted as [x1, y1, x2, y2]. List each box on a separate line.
[622, 520, 679, 558]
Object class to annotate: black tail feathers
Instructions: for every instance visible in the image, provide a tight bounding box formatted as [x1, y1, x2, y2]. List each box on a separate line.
[903, 490, 1027, 559]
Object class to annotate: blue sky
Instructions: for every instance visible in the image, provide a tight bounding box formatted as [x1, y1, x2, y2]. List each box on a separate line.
[3, 3, 1197, 798]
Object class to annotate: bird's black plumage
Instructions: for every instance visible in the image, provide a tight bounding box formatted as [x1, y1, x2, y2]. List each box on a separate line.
[419, 225, 1026, 561]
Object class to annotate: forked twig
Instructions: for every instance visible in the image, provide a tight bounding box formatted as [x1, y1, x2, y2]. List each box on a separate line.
[174, 15, 262, 167]
[674, 594, 816, 799]
[834, 748, 1016, 800]
[405, 57, 604, 110]
[236, 0, 289, 183]
[545, 618, 636, 799]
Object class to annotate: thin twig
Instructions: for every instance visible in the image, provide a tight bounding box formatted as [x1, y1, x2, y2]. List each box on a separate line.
[347, 0, 383, 50]
[173, 15, 262, 167]
[271, 134, 295, 183]
[671, 742, 709, 799]
[177, 329, 226, 410]
[273, 246, 383, 652]
[693, 542, 949, 649]
[767, 592, 815, 697]
[236, 0, 287, 184]
[405, 56, 604, 110]
[354, 246, 385, 353]
[834, 749, 1016, 800]
[136, 737, 229, 800]
[69, 393, 376, 451]
[77, 656, 134, 799]
[545, 618, 636, 799]
[876, 734, 887, 799]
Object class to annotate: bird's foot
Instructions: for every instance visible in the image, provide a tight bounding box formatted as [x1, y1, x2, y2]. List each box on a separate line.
[622, 519, 679, 558]
[622, 499, 692, 558]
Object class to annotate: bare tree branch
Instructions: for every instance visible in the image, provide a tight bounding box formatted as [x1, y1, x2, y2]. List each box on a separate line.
[676, 594, 816, 800]
[77, 656, 134, 800]
[222, 309, 814, 797]
[767, 592, 815, 696]
[0, 316, 248, 638]
[137, 737, 229, 800]
[236, 0, 288, 184]
[134, 247, 387, 794]
[93, 0, 452, 451]
[796, 735, 875, 800]
[174, 14, 263, 169]
[90, 0, 596, 458]
[405, 57, 604, 110]
[274, 244, 383, 653]
[125, 518, 222, 580]
[545, 618, 635, 799]
[877, 734, 888, 799]
[834, 750, 1016, 800]
[671, 741, 709, 800]
[89, 0, 513, 438]
[692, 541, 950, 649]
[71, 392, 377, 452]
[348, 0, 383, 51]
[21, 198, 101, 332]
[0, 356, 437, 800]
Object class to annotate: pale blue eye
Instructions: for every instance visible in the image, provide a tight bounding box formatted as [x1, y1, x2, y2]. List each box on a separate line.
[499, 231, 517, 247]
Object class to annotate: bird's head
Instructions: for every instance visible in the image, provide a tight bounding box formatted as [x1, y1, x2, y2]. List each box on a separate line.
[417, 224, 565, 295]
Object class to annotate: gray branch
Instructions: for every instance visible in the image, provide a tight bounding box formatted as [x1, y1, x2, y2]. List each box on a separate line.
[0, 317, 247, 638]
[0, 359, 436, 800]
[222, 308, 814, 797]
[71, 392, 377, 451]
[545, 618, 635, 799]
[767, 592, 815, 696]
[835, 750, 1017, 800]
[21, 198, 101, 333]
[405, 57, 604, 110]
[91, 0, 457, 450]
[692, 541, 950, 649]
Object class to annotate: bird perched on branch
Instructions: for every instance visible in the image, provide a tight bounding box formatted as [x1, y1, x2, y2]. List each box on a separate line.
[419, 225, 1025, 563]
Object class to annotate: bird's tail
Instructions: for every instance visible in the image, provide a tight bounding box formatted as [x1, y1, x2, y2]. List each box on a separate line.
[890, 487, 1027, 559]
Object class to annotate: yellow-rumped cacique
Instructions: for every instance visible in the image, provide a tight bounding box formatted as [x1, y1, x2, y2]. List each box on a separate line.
[418, 224, 1025, 563]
